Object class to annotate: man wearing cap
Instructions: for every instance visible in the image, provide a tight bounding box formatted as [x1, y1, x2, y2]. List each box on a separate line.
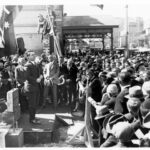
[124, 86, 144, 126]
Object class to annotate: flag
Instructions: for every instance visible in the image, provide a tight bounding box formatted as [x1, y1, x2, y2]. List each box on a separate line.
[0, 6, 23, 56]
[91, 4, 104, 10]
[96, 4, 104, 10]
[0, 6, 6, 48]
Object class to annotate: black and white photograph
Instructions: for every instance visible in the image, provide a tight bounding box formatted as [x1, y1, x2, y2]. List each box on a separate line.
[0, 0, 150, 148]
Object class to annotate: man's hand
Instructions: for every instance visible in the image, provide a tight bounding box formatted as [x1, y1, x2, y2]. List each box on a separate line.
[17, 83, 21, 87]
[8, 78, 13, 82]
[124, 113, 134, 122]
[94, 102, 102, 109]
[36, 78, 41, 83]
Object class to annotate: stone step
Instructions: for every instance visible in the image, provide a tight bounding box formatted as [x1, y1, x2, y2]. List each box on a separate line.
[5, 128, 24, 147]
[24, 131, 53, 145]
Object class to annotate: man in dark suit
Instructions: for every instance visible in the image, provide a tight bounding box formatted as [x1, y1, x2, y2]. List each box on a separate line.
[15, 57, 28, 113]
[114, 71, 131, 114]
[86, 68, 102, 134]
[24, 51, 42, 124]
[66, 58, 78, 109]
[35, 56, 44, 106]
[58, 56, 68, 104]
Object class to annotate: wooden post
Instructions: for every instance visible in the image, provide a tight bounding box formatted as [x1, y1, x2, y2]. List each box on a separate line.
[47, 6, 63, 57]
[67, 125, 85, 143]
[50, 35, 54, 54]
[102, 34, 105, 51]
[84, 80, 94, 147]
[111, 29, 113, 51]
[125, 5, 129, 59]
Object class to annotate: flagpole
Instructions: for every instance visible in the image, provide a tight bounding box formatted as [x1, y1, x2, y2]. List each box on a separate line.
[84, 78, 94, 147]
[125, 4, 129, 59]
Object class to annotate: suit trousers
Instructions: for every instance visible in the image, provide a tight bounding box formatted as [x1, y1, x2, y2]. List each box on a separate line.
[26, 90, 38, 121]
[43, 79, 52, 104]
[58, 83, 67, 102]
[66, 82, 77, 109]
[18, 87, 28, 113]
[51, 83, 57, 107]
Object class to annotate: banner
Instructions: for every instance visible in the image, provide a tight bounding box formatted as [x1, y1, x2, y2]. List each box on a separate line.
[0, 5, 22, 57]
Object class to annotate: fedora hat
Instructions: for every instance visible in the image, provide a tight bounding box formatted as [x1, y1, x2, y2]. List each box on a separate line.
[94, 105, 110, 120]
[103, 113, 116, 133]
[125, 86, 144, 100]
[111, 121, 134, 142]
[103, 113, 126, 134]
[108, 114, 127, 129]
[142, 81, 150, 96]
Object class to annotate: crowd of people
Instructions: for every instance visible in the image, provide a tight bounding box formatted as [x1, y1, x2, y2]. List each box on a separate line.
[1, 48, 150, 147]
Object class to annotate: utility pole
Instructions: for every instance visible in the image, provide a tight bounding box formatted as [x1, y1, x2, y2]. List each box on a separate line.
[125, 4, 129, 59]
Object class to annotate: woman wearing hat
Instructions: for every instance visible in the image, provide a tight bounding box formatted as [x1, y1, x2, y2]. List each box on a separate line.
[101, 84, 119, 110]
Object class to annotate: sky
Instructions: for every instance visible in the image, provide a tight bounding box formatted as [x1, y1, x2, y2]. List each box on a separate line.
[1, 0, 150, 20]
[64, 2, 150, 20]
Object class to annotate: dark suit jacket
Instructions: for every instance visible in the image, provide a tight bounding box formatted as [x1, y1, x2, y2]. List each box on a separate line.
[88, 76, 102, 103]
[15, 66, 27, 86]
[87, 76, 102, 133]
[88, 76, 102, 114]
[59, 63, 68, 79]
[24, 62, 39, 93]
[0, 70, 11, 99]
[66, 63, 78, 83]
[114, 86, 130, 114]
[140, 96, 150, 117]
[36, 62, 44, 87]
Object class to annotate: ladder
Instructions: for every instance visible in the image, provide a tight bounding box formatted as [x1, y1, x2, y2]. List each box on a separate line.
[46, 6, 62, 58]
